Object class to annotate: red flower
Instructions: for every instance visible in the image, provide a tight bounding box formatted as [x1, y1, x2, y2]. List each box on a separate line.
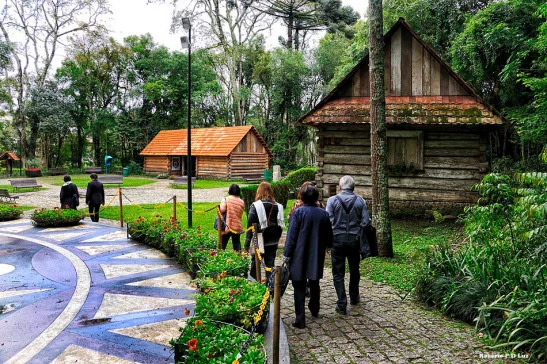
[194, 320, 204, 328]
[210, 250, 217, 256]
[184, 307, 191, 316]
[188, 338, 198, 352]
[196, 226, 201, 231]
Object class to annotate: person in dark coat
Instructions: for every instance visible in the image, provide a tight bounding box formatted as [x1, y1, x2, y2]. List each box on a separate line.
[86, 173, 105, 222]
[283, 184, 333, 329]
[60, 175, 79, 209]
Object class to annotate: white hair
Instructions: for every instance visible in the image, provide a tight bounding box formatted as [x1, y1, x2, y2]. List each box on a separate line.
[339, 175, 355, 191]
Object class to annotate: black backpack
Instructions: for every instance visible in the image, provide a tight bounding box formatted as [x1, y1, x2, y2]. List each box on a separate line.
[262, 202, 282, 241]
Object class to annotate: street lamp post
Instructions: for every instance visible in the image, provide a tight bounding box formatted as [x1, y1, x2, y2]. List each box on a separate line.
[181, 17, 193, 227]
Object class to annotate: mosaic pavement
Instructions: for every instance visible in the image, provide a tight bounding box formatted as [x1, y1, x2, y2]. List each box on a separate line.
[0, 219, 195, 363]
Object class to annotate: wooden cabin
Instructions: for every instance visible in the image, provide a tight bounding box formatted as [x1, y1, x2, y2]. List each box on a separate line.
[140, 126, 273, 179]
[299, 18, 503, 214]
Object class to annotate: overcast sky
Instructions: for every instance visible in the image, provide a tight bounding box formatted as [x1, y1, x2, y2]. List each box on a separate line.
[105, 0, 368, 51]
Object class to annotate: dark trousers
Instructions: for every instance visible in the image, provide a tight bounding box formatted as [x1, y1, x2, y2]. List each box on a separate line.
[250, 244, 277, 281]
[222, 232, 241, 251]
[89, 203, 101, 222]
[331, 234, 361, 310]
[292, 279, 320, 325]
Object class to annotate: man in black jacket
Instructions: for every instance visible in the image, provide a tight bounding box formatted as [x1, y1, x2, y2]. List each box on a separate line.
[60, 175, 79, 209]
[86, 173, 105, 222]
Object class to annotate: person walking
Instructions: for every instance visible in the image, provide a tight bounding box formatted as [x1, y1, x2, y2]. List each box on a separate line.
[326, 175, 370, 315]
[86, 173, 105, 222]
[284, 184, 333, 329]
[60, 175, 79, 209]
[244, 182, 284, 281]
[219, 184, 245, 251]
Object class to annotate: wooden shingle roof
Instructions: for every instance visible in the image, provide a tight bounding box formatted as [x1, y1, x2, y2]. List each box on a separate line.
[140, 126, 273, 157]
[0, 152, 20, 161]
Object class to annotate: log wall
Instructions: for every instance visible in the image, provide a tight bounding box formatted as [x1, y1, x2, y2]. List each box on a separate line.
[143, 156, 169, 173]
[197, 156, 229, 179]
[316, 124, 489, 208]
[229, 152, 269, 179]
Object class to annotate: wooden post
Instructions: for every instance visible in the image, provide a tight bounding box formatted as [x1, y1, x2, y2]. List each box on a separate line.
[118, 188, 123, 228]
[253, 223, 261, 282]
[173, 195, 177, 221]
[273, 266, 281, 364]
[217, 207, 223, 250]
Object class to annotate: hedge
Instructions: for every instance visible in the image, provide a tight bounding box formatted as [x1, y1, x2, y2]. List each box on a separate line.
[241, 166, 317, 213]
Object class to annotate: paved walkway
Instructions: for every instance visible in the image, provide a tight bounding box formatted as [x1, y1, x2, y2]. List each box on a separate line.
[0, 219, 195, 363]
[280, 263, 512, 364]
[0, 178, 228, 208]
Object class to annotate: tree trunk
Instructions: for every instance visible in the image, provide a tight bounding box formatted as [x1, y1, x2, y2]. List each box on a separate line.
[368, 0, 393, 257]
[287, 12, 294, 50]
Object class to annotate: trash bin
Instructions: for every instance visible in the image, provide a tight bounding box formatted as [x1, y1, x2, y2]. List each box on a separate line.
[123, 167, 130, 176]
[263, 169, 272, 182]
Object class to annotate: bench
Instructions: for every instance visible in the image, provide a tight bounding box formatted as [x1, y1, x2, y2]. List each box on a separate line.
[0, 188, 19, 203]
[97, 176, 123, 185]
[84, 167, 102, 174]
[9, 178, 42, 191]
[171, 176, 196, 186]
[49, 168, 67, 176]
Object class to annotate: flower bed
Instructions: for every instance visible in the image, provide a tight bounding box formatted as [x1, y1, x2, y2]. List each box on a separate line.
[31, 208, 85, 227]
[0, 204, 23, 221]
[127, 216, 267, 363]
[188, 249, 249, 279]
[194, 276, 269, 332]
[171, 318, 266, 364]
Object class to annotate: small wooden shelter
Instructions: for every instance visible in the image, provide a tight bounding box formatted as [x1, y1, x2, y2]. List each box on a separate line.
[140, 126, 272, 179]
[299, 18, 503, 213]
[0, 152, 20, 177]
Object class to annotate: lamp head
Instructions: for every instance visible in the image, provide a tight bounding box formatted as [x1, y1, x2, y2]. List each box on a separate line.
[182, 17, 191, 30]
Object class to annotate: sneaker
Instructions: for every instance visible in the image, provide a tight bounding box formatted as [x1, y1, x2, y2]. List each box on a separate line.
[292, 320, 306, 329]
[335, 306, 347, 315]
[350, 298, 360, 305]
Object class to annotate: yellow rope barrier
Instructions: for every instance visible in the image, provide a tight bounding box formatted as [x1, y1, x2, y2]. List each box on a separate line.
[86, 188, 119, 216]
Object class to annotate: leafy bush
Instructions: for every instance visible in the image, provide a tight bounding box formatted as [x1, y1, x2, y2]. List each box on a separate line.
[156, 173, 169, 179]
[194, 276, 268, 329]
[0, 204, 23, 221]
[241, 178, 290, 214]
[189, 249, 249, 278]
[416, 171, 547, 359]
[170, 318, 265, 364]
[283, 166, 317, 190]
[31, 208, 85, 227]
[127, 161, 143, 175]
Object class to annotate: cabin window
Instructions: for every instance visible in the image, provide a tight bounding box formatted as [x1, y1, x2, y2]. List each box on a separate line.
[387, 131, 424, 171]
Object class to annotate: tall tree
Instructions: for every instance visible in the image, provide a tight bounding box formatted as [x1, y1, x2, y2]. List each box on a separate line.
[0, 0, 108, 164]
[368, 0, 393, 257]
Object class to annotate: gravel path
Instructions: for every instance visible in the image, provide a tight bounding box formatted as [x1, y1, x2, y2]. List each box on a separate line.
[1, 178, 229, 208]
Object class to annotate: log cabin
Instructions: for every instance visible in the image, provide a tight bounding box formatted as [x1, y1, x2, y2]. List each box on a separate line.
[299, 18, 504, 214]
[140, 126, 272, 179]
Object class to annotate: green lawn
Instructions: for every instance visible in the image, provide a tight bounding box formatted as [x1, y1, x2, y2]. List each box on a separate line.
[40, 174, 157, 188]
[98, 202, 249, 235]
[0, 185, 46, 193]
[360, 220, 463, 292]
[170, 179, 253, 190]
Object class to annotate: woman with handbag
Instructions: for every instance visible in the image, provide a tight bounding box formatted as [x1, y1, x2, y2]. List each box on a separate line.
[219, 184, 245, 251]
[244, 182, 284, 281]
[283, 184, 333, 329]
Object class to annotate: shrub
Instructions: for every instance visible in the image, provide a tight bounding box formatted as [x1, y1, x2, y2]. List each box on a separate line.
[156, 173, 169, 179]
[0, 204, 23, 221]
[31, 208, 85, 227]
[416, 172, 547, 359]
[127, 161, 143, 175]
[241, 178, 290, 214]
[194, 276, 268, 329]
[284, 166, 317, 190]
[170, 318, 265, 364]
